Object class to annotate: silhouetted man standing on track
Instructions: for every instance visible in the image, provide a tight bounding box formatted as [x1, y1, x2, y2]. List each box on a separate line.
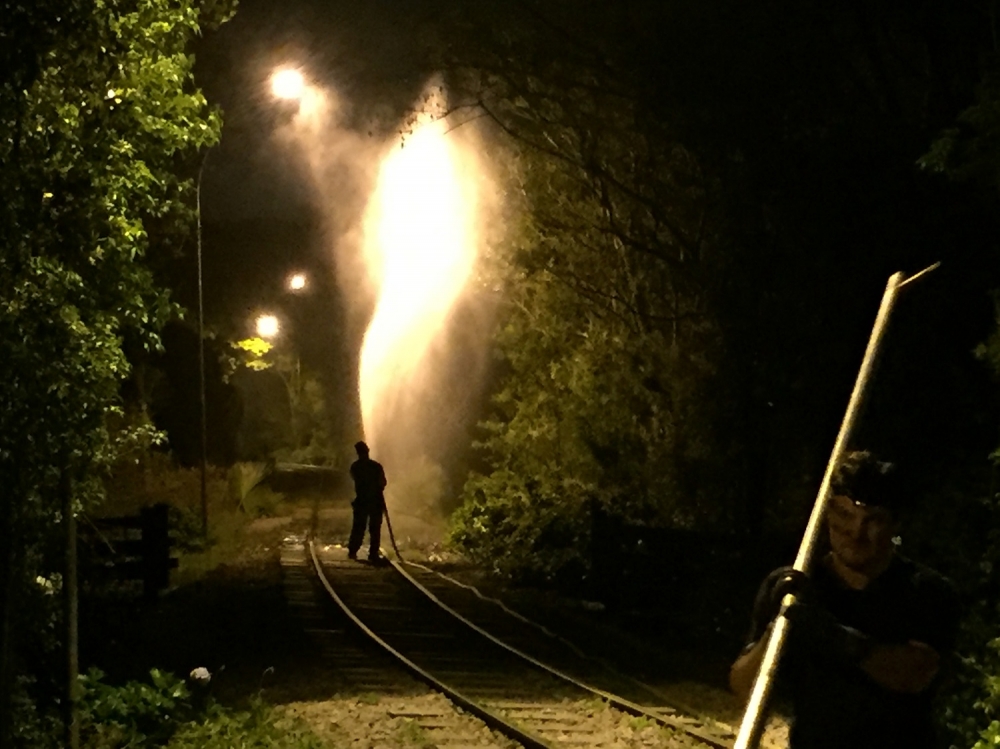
[348, 441, 387, 563]
[730, 451, 960, 749]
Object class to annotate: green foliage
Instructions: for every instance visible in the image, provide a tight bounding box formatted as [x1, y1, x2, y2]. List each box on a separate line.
[227, 337, 275, 376]
[920, 66, 1000, 191]
[450, 127, 721, 578]
[167, 504, 208, 553]
[227, 461, 272, 506]
[232, 350, 339, 466]
[79, 668, 191, 747]
[239, 485, 284, 519]
[918, 49, 1000, 749]
[76, 669, 324, 749]
[442, 7, 785, 578]
[0, 0, 235, 738]
[394, 719, 433, 748]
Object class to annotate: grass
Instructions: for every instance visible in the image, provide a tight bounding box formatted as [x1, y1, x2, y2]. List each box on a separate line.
[173, 507, 252, 584]
[395, 719, 435, 748]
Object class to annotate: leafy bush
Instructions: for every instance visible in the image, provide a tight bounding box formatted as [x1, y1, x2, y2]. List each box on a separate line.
[77, 669, 324, 749]
[167, 505, 207, 553]
[228, 462, 272, 508]
[79, 668, 192, 747]
[240, 485, 285, 518]
[927, 300, 1000, 748]
[451, 468, 592, 583]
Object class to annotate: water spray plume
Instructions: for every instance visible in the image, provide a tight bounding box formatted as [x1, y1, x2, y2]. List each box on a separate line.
[273, 75, 494, 533]
[358, 92, 481, 462]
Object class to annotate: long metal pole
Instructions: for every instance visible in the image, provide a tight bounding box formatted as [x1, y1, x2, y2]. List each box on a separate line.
[197, 153, 209, 539]
[734, 271, 906, 749]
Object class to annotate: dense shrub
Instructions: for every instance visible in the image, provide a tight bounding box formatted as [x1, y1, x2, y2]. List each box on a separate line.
[78, 669, 324, 749]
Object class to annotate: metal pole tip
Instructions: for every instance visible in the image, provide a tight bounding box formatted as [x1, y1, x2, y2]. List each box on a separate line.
[899, 262, 941, 288]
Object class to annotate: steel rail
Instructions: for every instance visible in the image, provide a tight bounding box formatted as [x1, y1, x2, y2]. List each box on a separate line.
[307, 540, 552, 749]
[391, 559, 733, 749]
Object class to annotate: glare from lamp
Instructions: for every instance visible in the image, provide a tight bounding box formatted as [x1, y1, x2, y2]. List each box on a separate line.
[271, 68, 305, 101]
[288, 272, 307, 291]
[256, 314, 280, 339]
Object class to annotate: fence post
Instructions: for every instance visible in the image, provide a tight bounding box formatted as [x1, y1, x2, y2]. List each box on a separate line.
[140, 504, 171, 599]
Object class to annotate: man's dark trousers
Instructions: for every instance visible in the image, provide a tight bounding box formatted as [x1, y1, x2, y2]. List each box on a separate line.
[348, 498, 383, 558]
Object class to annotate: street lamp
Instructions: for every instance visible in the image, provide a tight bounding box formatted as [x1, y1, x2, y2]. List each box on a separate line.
[288, 272, 307, 292]
[256, 313, 280, 339]
[271, 68, 305, 101]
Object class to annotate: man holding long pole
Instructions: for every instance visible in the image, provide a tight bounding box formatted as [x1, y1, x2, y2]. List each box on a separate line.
[730, 451, 959, 748]
[730, 264, 960, 748]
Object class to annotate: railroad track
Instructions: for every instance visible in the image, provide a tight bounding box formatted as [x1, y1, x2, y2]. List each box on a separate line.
[285, 533, 735, 749]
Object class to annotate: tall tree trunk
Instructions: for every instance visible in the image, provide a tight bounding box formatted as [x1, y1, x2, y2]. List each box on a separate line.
[0, 463, 25, 749]
[62, 469, 78, 749]
[0, 499, 16, 749]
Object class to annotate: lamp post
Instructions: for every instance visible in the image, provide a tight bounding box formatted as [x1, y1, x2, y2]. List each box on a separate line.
[195, 67, 307, 539]
[196, 151, 210, 539]
[282, 272, 308, 442]
[254, 310, 305, 453]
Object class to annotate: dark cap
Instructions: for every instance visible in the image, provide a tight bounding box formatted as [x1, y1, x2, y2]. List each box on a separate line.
[831, 450, 903, 511]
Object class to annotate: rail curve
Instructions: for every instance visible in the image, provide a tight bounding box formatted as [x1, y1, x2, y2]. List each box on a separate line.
[305, 539, 734, 749]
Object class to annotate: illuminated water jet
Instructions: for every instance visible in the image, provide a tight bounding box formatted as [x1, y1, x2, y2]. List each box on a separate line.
[275, 75, 494, 528]
[358, 90, 482, 511]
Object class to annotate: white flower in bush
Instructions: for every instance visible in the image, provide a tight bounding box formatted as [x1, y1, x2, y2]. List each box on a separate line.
[189, 667, 211, 683]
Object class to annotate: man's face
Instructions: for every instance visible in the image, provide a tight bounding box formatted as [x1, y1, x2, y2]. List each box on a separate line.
[827, 494, 897, 573]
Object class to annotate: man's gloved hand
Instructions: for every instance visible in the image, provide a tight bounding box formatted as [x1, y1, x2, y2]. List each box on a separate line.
[784, 599, 873, 667]
[760, 566, 810, 622]
[746, 566, 810, 643]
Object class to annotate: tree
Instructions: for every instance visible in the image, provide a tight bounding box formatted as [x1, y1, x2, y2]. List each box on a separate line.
[918, 31, 1000, 747]
[227, 337, 338, 465]
[444, 0, 1000, 578]
[0, 0, 234, 744]
[442, 7, 728, 578]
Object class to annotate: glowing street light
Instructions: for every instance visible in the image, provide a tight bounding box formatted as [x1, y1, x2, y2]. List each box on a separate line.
[271, 68, 305, 101]
[256, 314, 280, 339]
[288, 272, 307, 292]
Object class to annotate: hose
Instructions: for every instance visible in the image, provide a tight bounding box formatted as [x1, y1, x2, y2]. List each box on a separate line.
[383, 504, 403, 561]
